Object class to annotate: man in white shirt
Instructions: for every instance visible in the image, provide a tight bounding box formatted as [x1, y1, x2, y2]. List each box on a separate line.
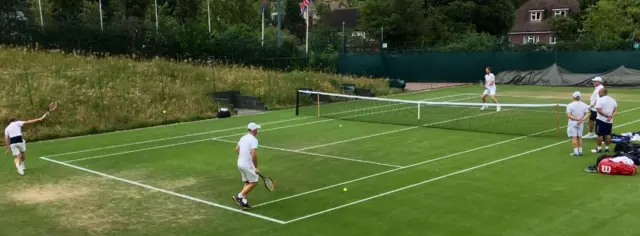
[591, 88, 617, 153]
[585, 77, 605, 138]
[481, 66, 501, 112]
[232, 122, 261, 210]
[566, 91, 590, 156]
[4, 115, 47, 175]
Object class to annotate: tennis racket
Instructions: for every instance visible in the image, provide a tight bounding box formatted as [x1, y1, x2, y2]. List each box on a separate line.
[258, 173, 275, 192]
[42, 101, 57, 118]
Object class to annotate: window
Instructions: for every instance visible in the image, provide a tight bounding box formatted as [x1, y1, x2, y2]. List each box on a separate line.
[530, 10, 543, 21]
[524, 36, 539, 44]
[553, 8, 569, 17]
[550, 36, 556, 44]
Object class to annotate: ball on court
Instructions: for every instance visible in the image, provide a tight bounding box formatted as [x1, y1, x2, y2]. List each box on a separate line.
[339, 125, 342, 128]
[163, 110, 166, 114]
[343, 187, 348, 192]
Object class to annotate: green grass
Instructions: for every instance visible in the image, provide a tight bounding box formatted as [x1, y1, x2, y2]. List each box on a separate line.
[3, 85, 640, 236]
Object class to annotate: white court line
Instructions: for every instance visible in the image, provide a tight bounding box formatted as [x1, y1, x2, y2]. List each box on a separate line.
[254, 106, 640, 207]
[61, 95, 475, 163]
[212, 138, 402, 168]
[283, 118, 640, 224]
[47, 93, 470, 159]
[297, 110, 499, 151]
[61, 104, 433, 163]
[47, 116, 312, 158]
[39, 157, 287, 225]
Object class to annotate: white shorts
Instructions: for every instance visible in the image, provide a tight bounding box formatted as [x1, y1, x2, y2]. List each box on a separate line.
[9, 142, 26, 156]
[483, 86, 496, 96]
[238, 166, 259, 183]
[567, 123, 584, 137]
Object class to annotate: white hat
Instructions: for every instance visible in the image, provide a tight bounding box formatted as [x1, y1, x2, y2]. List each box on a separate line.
[248, 122, 261, 131]
[592, 77, 603, 82]
[572, 91, 581, 98]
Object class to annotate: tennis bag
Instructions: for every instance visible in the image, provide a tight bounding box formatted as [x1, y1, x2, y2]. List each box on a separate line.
[593, 153, 639, 176]
[614, 143, 640, 154]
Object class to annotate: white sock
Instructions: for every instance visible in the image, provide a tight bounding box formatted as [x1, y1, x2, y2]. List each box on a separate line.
[573, 148, 579, 154]
[579, 148, 583, 153]
[605, 145, 610, 150]
[597, 146, 602, 150]
[237, 193, 244, 199]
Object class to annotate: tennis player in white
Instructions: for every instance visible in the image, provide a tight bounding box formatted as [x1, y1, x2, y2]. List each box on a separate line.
[4, 115, 47, 175]
[566, 91, 590, 156]
[591, 88, 617, 153]
[481, 66, 501, 111]
[232, 122, 261, 210]
[585, 77, 605, 138]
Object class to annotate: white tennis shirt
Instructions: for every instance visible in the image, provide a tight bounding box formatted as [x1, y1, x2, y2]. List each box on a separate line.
[566, 101, 589, 126]
[485, 73, 496, 88]
[4, 121, 24, 138]
[237, 133, 258, 168]
[595, 96, 617, 124]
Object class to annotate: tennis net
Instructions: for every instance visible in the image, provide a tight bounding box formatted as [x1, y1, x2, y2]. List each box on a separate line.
[295, 90, 568, 137]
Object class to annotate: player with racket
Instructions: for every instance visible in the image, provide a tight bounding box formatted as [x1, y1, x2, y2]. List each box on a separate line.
[4, 102, 56, 175]
[232, 122, 272, 210]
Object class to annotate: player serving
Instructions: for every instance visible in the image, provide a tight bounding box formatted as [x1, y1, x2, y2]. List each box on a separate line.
[4, 114, 47, 175]
[481, 66, 501, 111]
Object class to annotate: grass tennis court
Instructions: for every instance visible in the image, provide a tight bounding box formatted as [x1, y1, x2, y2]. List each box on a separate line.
[3, 85, 640, 236]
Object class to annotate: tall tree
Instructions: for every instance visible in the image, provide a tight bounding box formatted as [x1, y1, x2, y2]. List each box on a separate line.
[434, 0, 515, 36]
[360, 0, 426, 43]
[284, 0, 305, 39]
[583, 0, 640, 42]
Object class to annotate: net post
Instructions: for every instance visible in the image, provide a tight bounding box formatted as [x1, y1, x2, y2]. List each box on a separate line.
[295, 90, 299, 116]
[556, 104, 560, 136]
[417, 103, 421, 120]
[316, 93, 320, 117]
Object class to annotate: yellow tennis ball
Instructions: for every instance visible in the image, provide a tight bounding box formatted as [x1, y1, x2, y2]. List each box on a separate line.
[339, 125, 342, 128]
[343, 187, 348, 192]
[163, 110, 166, 114]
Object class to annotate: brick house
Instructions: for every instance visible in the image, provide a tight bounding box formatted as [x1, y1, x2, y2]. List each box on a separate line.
[508, 0, 580, 45]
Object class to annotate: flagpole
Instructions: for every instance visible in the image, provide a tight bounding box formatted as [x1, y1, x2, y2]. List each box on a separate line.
[154, 0, 159, 36]
[99, 0, 104, 31]
[37, 0, 44, 27]
[261, 3, 265, 47]
[207, 0, 211, 33]
[305, 9, 309, 55]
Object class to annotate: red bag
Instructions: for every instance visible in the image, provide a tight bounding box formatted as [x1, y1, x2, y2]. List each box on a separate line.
[598, 158, 637, 176]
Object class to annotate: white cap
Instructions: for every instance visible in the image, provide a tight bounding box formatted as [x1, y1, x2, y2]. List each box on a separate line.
[592, 77, 603, 82]
[248, 122, 261, 131]
[572, 91, 581, 98]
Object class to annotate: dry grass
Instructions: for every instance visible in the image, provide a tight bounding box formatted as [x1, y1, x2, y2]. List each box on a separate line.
[0, 46, 400, 142]
[5, 172, 210, 234]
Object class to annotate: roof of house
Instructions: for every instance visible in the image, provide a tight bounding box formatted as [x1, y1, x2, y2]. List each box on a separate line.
[508, 0, 580, 34]
[321, 8, 360, 29]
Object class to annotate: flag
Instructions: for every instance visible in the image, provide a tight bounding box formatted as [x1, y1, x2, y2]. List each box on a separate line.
[299, 2, 306, 16]
[260, 0, 265, 13]
[299, 0, 311, 16]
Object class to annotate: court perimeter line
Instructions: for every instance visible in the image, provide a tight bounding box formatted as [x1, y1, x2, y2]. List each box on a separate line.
[212, 138, 402, 168]
[39, 157, 287, 225]
[283, 118, 640, 224]
[61, 95, 475, 163]
[47, 93, 471, 159]
[253, 107, 640, 207]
